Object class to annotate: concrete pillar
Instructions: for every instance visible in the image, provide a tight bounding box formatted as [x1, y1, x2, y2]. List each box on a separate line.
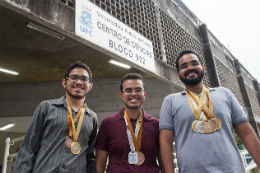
[154, 4, 167, 62]
[253, 80, 260, 106]
[199, 24, 220, 87]
[234, 59, 260, 137]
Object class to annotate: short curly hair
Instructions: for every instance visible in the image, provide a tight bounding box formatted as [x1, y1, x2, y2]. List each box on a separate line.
[64, 61, 92, 82]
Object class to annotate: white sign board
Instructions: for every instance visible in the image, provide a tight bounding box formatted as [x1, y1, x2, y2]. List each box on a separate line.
[75, 0, 155, 72]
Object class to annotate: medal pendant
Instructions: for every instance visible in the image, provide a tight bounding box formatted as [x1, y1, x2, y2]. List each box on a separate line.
[209, 120, 218, 131]
[192, 120, 199, 133]
[211, 118, 222, 130]
[71, 142, 81, 155]
[128, 151, 138, 164]
[196, 121, 203, 133]
[135, 152, 145, 166]
[65, 136, 73, 149]
[202, 121, 212, 133]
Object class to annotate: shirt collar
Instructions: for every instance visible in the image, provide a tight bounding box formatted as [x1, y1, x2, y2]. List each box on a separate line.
[181, 87, 215, 95]
[118, 107, 150, 120]
[51, 95, 91, 113]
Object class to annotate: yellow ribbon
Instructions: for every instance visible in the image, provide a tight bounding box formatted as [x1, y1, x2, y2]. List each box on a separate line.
[185, 86, 215, 121]
[124, 110, 143, 152]
[66, 99, 85, 142]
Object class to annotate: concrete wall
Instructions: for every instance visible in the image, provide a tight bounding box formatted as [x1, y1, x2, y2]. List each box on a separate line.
[153, 0, 202, 41]
[0, 78, 181, 125]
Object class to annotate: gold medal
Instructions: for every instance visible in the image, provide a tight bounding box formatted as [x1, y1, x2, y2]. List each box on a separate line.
[192, 120, 199, 133]
[186, 86, 222, 134]
[202, 121, 212, 133]
[192, 119, 220, 133]
[135, 152, 145, 166]
[65, 136, 73, 149]
[71, 141, 81, 154]
[66, 100, 85, 155]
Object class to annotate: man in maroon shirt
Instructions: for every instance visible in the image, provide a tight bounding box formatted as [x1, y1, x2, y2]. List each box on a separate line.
[95, 73, 164, 173]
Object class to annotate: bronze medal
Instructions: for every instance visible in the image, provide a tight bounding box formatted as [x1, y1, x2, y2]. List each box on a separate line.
[209, 120, 218, 131]
[202, 121, 212, 133]
[135, 152, 145, 166]
[65, 136, 73, 149]
[71, 141, 81, 154]
[211, 118, 222, 130]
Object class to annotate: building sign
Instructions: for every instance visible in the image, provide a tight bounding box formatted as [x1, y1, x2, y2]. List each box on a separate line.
[75, 0, 155, 72]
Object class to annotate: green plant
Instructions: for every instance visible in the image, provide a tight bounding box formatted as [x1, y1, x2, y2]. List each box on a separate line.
[251, 168, 259, 173]
[233, 133, 243, 149]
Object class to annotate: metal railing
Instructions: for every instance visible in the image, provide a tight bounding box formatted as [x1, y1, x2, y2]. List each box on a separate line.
[2, 136, 25, 173]
[173, 142, 179, 173]
[240, 149, 259, 173]
[173, 152, 179, 173]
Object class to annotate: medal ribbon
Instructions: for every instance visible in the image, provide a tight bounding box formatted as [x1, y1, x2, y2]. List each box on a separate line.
[191, 86, 214, 119]
[124, 110, 143, 152]
[187, 90, 210, 120]
[204, 87, 215, 119]
[185, 86, 215, 121]
[185, 87, 206, 120]
[66, 99, 85, 141]
[190, 92, 208, 121]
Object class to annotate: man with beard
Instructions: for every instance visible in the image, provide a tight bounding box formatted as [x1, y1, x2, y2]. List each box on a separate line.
[159, 50, 260, 172]
[13, 61, 98, 173]
[95, 73, 164, 173]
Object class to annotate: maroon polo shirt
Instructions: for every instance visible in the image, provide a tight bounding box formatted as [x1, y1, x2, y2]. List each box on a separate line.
[95, 108, 160, 173]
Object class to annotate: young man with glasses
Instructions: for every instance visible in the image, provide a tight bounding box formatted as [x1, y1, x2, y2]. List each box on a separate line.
[95, 73, 164, 173]
[159, 50, 260, 172]
[13, 61, 98, 173]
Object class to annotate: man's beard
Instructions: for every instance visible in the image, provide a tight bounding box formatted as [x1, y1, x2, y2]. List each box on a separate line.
[66, 86, 86, 100]
[179, 69, 204, 86]
[124, 103, 140, 109]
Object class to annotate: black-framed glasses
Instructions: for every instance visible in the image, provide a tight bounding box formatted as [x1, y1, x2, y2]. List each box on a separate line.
[123, 87, 144, 94]
[179, 60, 201, 70]
[66, 75, 90, 84]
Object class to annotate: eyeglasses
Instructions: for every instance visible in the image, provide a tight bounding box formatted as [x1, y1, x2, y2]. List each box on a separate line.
[123, 88, 144, 94]
[179, 60, 201, 70]
[66, 75, 90, 84]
